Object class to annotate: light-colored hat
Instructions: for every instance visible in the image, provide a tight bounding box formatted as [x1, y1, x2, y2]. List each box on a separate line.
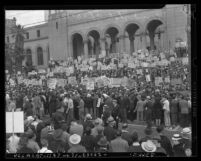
[141, 140, 157, 152]
[146, 96, 151, 99]
[85, 113, 92, 120]
[103, 94, 108, 98]
[181, 127, 191, 135]
[172, 134, 182, 141]
[87, 94, 91, 97]
[27, 116, 34, 122]
[69, 134, 81, 145]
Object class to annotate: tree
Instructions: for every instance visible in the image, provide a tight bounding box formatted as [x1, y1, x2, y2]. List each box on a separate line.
[13, 24, 26, 72]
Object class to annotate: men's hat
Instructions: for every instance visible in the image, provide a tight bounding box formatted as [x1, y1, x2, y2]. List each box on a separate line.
[172, 134, 182, 141]
[85, 114, 92, 120]
[27, 116, 34, 122]
[103, 94, 108, 98]
[97, 137, 109, 146]
[94, 118, 102, 125]
[181, 127, 191, 135]
[141, 140, 157, 152]
[69, 134, 81, 145]
[87, 94, 91, 97]
[146, 96, 151, 99]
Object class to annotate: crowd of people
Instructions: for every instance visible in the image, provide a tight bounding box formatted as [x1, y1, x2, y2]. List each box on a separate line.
[5, 49, 192, 156]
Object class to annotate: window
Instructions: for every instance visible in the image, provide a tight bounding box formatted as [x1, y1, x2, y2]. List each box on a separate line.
[7, 36, 9, 43]
[37, 30, 40, 38]
[26, 32, 29, 39]
[37, 47, 44, 65]
[56, 22, 58, 30]
[26, 49, 32, 66]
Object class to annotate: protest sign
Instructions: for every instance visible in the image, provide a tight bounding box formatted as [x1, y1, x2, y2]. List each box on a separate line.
[110, 78, 121, 87]
[57, 79, 66, 87]
[170, 57, 175, 62]
[69, 66, 74, 74]
[9, 79, 15, 86]
[145, 75, 151, 82]
[155, 77, 163, 86]
[101, 76, 111, 87]
[182, 57, 188, 65]
[47, 78, 57, 89]
[68, 77, 77, 86]
[165, 76, 170, 83]
[118, 63, 123, 68]
[86, 81, 94, 90]
[127, 78, 136, 89]
[6, 111, 24, 133]
[121, 77, 128, 87]
[96, 77, 104, 88]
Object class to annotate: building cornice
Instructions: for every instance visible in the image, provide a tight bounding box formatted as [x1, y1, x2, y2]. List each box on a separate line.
[24, 36, 48, 43]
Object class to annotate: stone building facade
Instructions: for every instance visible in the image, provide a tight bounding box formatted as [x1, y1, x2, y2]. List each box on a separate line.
[5, 5, 188, 69]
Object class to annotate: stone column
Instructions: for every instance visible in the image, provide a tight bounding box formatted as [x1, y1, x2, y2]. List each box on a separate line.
[83, 39, 88, 59]
[100, 37, 106, 55]
[149, 32, 155, 50]
[141, 32, 147, 50]
[119, 35, 125, 53]
[129, 35, 135, 55]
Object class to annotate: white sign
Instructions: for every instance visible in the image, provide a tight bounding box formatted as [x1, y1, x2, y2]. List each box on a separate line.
[6, 111, 24, 133]
[86, 81, 94, 90]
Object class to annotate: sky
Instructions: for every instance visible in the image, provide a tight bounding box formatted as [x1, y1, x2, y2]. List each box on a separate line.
[5, 10, 45, 27]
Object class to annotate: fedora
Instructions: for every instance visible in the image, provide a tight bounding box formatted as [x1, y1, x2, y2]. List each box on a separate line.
[141, 140, 156, 152]
[69, 134, 81, 145]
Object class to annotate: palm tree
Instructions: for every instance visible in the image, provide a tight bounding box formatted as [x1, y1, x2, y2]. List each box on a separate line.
[8, 24, 26, 73]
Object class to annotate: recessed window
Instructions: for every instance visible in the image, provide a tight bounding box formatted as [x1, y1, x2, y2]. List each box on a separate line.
[26, 32, 29, 39]
[37, 30, 40, 38]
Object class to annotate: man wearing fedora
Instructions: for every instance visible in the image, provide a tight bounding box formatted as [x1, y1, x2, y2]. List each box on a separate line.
[103, 116, 117, 142]
[172, 134, 186, 157]
[180, 127, 192, 157]
[96, 136, 110, 152]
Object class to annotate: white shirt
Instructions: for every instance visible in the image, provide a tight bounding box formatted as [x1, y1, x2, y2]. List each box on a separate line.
[38, 147, 53, 153]
[8, 135, 20, 153]
[163, 99, 170, 111]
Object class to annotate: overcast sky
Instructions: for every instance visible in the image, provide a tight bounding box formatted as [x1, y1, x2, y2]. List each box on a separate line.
[5, 10, 45, 27]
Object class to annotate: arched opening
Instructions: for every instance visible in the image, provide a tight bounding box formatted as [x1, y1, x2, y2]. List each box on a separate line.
[26, 49, 32, 66]
[72, 33, 84, 59]
[37, 47, 44, 66]
[87, 30, 100, 58]
[105, 27, 119, 55]
[146, 19, 163, 51]
[125, 23, 140, 54]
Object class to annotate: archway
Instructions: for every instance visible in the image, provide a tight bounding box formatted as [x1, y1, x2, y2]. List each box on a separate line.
[26, 49, 32, 66]
[37, 47, 44, 66]
[105, 27, 119, 55]
[125, 23, 140, 54]
[72, 33, 84, 59]
[146, 19, 163, 50]
[87, 30, 100, 58]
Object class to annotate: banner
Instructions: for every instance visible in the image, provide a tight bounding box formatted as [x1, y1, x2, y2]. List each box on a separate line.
[68, 77, 77, 86]
[101, 76, 111, 87]
[182, 57, 188, 65]
[127, 78, 136, 89]
[47, 78, 57, 89]
[57, 79, 66, 87]
[121, 77, 128, 87]
[110, 78, 121, 87]
[145, 75, 151, 82]
[6, 111, 24, 133]
[96, 77, 104, 88]
[165, 76, 170, 83]
[155, 77, 163, 86]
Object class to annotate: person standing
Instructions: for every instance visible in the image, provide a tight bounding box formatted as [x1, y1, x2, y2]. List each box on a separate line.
[170, 95, 179, 129]
[144, 96, 153, 126]
[65, 94, 74, 126]
[85, 94, 93, 116]
[78, 96, 85, 122]
[152, 95, 163, 126]
[162, 96, 171, 128]
[110, 130, 129, 152]
[134, 95, 145, 122]
[178, 95, 189, 128]
[172, 134, 186, 157]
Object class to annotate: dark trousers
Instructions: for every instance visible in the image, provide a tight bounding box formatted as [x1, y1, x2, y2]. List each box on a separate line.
[180, 113, 189, 127]
[171, 113, 178, 125]
[119, 108, 127, 123]
[74, 107, 79, 120]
